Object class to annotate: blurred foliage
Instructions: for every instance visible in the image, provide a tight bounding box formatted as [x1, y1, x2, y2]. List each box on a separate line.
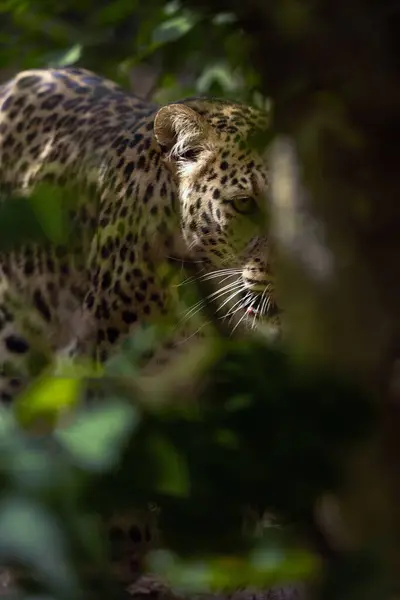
[1, 0, 263, 104]
[0, 1, 395, 600]
[0, 329, 377, 599]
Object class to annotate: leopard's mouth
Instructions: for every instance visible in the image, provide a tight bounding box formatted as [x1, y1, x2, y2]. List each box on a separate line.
[239, 289, 280, 320]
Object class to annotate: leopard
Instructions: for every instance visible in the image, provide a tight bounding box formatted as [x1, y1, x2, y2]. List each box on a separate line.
[0, 67, 280, 591]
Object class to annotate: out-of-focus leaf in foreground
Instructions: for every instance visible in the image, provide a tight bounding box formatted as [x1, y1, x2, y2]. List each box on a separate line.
[0, 496, 80, 600]
[0, 183, 76, 251]
[14, 375, 83, 431]
[56, 399, 138, 472]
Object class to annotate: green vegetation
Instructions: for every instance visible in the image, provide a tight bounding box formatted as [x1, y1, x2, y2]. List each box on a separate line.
[0, 1, 399, 599]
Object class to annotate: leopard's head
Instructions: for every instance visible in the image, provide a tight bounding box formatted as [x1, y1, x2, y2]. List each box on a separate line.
[154, 98, 280, 333]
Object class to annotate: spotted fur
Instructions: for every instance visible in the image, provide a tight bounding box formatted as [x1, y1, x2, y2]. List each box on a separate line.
[0, 67, 279, 587]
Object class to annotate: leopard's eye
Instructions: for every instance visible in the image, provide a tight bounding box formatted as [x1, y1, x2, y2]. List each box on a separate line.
[180, 147, 201, 161]
[231, 196, 258, 215]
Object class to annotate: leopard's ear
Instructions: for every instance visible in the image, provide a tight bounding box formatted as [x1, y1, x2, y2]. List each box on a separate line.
[154, 104, 214, 162]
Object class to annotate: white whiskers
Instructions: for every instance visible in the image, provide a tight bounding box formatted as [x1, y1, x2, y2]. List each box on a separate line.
[180, 276, 244, 326]
[176, 266, 272, 336]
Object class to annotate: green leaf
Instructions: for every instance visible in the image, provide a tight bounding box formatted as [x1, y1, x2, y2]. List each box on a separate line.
[152, 14, 197, 44]
[0, 195, 48, 251]
[56, 400, 137, 472]
[48, 44, 82, 67]
[14, 374, 83, 429]
[148, 435, 189, 497]
[0, 404, 16, 440]
[196, 63, 241, 94]
[0, 496, 79, 598]
[152, 546, 317, 593]
[0, 183, 77, 252]
[28, 183, 73, 245]
[111, 322, 162, 367]
[164, 1, 181, 16]
[6, 438, 61, 492]
[212, 13, 238, 25]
